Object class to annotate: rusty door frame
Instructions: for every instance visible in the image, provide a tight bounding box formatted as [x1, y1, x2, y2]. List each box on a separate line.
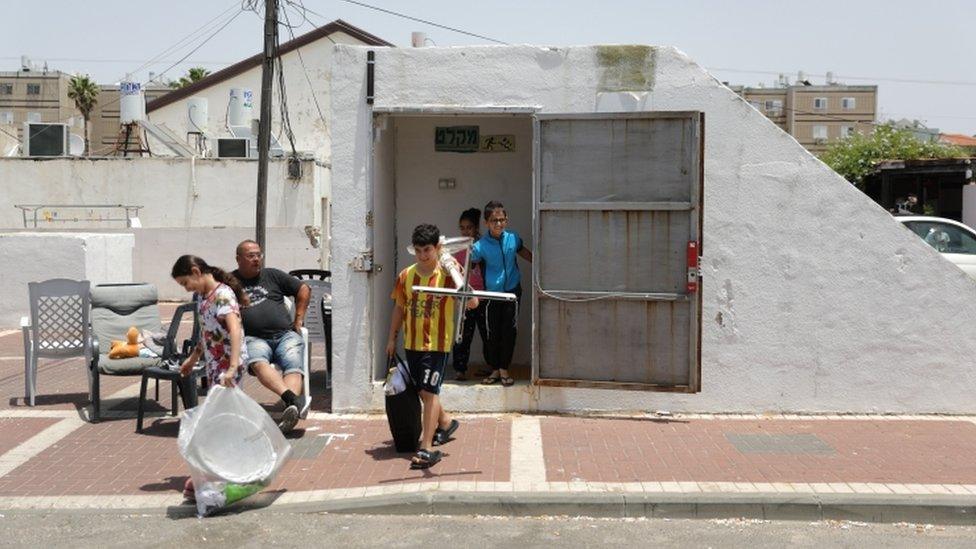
[530, 111, 704, 392]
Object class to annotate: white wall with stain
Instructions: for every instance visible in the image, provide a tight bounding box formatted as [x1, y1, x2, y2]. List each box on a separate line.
[330, 44, 976, 413]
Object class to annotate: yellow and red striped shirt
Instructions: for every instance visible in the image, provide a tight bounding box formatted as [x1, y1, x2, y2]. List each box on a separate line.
[391, 263, 457, 352]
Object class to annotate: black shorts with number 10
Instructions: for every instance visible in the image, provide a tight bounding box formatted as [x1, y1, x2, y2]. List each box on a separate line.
[404, 350, 448, 395]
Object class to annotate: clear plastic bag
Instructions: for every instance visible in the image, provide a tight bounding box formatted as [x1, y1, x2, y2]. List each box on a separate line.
[178, 385, 292, 516]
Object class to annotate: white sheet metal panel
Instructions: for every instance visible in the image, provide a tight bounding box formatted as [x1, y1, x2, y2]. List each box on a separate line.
[533, 111, 703, 391]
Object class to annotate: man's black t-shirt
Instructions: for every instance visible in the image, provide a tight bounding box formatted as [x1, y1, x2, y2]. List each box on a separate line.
[233, 267, 303, 340]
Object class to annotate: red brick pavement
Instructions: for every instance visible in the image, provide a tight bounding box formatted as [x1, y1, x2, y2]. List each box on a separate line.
[0, 417, 509, 497]
[0, 418, 61, 456]
[541, 417, 976, 485]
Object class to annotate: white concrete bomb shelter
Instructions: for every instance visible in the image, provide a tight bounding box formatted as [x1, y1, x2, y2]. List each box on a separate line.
[328, 44, 976, 414]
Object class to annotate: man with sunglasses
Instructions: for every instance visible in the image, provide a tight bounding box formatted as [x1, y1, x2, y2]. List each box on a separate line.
[470, 201, 532, 386]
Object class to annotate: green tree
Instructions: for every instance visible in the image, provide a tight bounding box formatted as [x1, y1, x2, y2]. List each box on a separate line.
[170, 67, 211, 89]
[821, 123, 966, 188]
[66, 74, 99, 156]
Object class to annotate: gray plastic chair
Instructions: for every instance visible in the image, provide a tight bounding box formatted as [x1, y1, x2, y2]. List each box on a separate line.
[21, 279, 93, 407]
[288, 269, 332, 390]
[89, 283, 164, 422]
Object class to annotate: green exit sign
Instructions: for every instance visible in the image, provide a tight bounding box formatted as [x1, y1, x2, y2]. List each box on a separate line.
[435, 126, 479, 152]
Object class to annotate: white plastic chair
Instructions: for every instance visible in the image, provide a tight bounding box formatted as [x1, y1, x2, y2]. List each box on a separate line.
[21, 279, 92, 407]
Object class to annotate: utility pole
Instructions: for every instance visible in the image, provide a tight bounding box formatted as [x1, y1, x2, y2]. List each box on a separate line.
[255, 0, 277, 251]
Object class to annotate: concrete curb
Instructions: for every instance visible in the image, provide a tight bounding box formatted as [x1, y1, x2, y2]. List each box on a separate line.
[212, 491, 976, 525]
[7, 491, 976, 525]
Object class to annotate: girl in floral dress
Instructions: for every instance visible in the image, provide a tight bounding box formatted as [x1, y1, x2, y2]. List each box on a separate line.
[171, 254, 250, 500]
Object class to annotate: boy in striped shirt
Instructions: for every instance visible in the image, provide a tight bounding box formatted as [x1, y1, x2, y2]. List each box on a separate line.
[386, 224, 478, 469]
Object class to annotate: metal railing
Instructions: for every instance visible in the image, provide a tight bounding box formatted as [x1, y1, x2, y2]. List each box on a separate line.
[14, 204, 144, 228]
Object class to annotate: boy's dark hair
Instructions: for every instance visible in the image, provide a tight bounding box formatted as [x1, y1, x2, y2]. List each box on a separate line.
[483, 200, 506, 220]
[412, 223, 441, 247]
[459, 208, 481, 227]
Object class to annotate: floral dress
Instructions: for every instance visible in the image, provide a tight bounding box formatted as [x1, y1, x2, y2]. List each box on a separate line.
[196, 284, 248, 387]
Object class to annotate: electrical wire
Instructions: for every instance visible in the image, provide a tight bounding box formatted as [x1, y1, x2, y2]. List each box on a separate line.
[21, 4, 246, 150]
[281, 1, 329, 131]
[709, 67, 976, 88]
[296, 0, 507, 44]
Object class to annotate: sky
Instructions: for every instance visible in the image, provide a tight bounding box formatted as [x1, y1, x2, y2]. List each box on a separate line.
[3, 0, 974, 134]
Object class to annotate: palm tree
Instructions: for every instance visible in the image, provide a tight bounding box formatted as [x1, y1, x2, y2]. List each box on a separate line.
[170, 67, 211, 89]
[67, 74, 99, 156]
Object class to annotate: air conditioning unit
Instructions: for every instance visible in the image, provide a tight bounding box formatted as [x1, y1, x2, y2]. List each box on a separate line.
[216, 137, 250, 158]
[22, 122, 68, 157]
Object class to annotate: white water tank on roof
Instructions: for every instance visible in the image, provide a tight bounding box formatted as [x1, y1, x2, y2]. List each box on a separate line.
[227, 88, 253, 127]
[187, 97, 209, 133]
[119, 81, 145, 124]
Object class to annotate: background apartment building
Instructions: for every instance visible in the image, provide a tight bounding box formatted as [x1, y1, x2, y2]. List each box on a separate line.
[0, 61, 83, 140]
[730, 78, 878, 155]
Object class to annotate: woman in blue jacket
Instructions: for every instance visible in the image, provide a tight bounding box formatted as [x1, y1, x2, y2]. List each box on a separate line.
[470, 200, 532, 386]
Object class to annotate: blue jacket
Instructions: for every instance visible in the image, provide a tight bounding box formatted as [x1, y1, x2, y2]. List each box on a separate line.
[470, 230, 524, 292]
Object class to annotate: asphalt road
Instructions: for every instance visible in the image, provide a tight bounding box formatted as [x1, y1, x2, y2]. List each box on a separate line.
[2, 512, 976, 548]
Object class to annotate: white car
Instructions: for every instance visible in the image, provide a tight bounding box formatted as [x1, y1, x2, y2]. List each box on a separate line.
[896, 215, 976, 279]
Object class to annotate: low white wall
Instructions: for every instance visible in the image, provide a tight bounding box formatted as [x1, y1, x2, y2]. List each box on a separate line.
[0, 232, 134, 326]
[331, 44, 976, 414]
[0, 157, 319, 230]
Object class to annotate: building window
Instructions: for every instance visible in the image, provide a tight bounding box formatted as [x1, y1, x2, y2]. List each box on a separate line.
[0, 84, 11, 95]
[26, 83, 41, 95]
[764, 100, 783, 116]
[0, 111, 12, 125]
[26, 112, 41, 123]
[841, 97, 856, 110]
[841, 125, 856, 138]
[813, 97, 828, 110]
[813, 125, 829, 140]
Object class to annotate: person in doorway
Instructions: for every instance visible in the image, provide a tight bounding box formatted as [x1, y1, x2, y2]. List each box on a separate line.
[386, 223, 477, 469]
[233, 240, 311, 434]
[472, 200, 532, 387]
[451, 208, 488, 381]
[894, 193, 919, 215]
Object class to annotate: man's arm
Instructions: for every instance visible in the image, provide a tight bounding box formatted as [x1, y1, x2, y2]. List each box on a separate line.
[292, 283, 311, 332]
[517, 246, 533, 262]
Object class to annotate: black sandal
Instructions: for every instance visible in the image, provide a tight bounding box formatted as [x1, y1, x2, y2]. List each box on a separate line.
[410, 449, 443, 469]
[500, 376, 515, 387]
[434, 419, 459, 446]
[482, 375, 501, 385]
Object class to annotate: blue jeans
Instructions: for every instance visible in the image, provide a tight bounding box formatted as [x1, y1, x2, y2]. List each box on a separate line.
[245, 331, 305, 377]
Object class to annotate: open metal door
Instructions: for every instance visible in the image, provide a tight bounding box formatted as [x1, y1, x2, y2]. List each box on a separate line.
[532, 112, 704, 392]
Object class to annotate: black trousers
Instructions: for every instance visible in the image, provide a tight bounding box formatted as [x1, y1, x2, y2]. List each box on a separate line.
[452, 300, 487, 373]
[484, 286, 522, 372]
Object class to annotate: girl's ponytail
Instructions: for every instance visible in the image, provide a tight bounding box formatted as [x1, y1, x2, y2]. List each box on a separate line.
[209, 266, 249, 307]
[171, 254, 249, 306]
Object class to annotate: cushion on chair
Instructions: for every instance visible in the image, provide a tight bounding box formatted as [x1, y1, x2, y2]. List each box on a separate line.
[97, 354, 161, 375]
[90, 284, 162, 355]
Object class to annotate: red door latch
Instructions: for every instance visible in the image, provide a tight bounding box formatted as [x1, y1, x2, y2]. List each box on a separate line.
[687, 241, 700, 293]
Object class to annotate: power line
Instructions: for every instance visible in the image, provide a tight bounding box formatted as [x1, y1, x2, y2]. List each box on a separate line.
[0, 57, 234, 65]
[299, 0, 508, 44]
[21, 4, 246, 150]
[129, 1, 242, 79]
[281, 2, 329, 130]
[709, 67, 976, 88]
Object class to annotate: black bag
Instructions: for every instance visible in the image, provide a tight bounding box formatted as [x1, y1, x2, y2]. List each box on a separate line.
[384, 355, 422, 453]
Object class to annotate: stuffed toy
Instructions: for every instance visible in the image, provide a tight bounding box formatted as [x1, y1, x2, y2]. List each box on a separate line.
[109, 326, 141, 359]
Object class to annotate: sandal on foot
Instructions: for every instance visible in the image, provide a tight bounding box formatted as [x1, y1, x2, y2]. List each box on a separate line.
[482, 375, 501, 385]
[410, 449, 443, 469]
[433, 419, 460, 446]
[500, 376, 515, 387]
